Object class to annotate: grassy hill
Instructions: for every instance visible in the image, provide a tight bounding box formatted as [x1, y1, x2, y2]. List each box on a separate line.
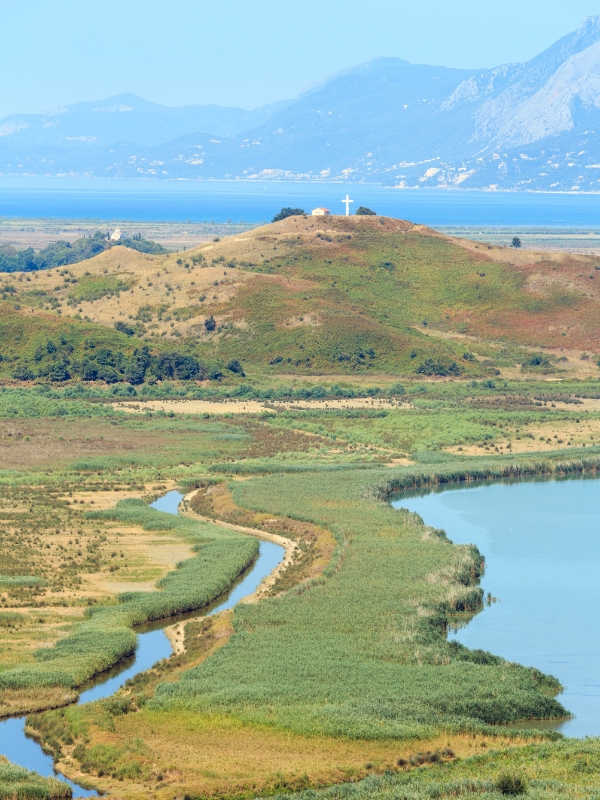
[2, 215, 600, 384]
[0, 230, 167, 273]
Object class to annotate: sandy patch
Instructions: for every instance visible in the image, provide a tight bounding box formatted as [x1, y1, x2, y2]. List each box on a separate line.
[161, 492, 299, 656]
[446, 417, 600, 456]
[112, 399, 272, 415]
[112, 398, 413, 415]
[181, 489, 298, 602]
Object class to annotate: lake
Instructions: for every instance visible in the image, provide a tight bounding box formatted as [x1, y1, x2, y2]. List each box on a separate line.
[1, 177, 600, 226]
[391, 476, 600, 737]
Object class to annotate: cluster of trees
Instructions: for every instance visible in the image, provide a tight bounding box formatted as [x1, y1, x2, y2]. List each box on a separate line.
[0, 231, 167, 273]
[416, 358, 462, 377]
[272, 207, 305, 222]
[12, 339, 243, 384]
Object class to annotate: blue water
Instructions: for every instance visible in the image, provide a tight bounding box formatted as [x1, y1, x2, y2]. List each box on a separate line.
[1, 177, 600, 226]
[150, 489, 183, 514]
[0, 491, 284, 798]
[392, 476, 600, 737]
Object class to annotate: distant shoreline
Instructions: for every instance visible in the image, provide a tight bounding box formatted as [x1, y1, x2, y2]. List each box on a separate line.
[1, 175, 600, 196]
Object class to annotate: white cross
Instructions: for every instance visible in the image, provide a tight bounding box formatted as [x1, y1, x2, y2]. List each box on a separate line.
[342, 194, 353, 216]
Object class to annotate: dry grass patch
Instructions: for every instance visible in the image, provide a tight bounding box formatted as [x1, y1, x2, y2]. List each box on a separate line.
[112, 399, 273, 415]
[446, 417, 600, 455]
[56, 711, 531, 800]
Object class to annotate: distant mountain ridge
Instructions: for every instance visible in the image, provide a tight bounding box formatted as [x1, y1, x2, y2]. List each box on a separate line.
[4, 17, 600, 191]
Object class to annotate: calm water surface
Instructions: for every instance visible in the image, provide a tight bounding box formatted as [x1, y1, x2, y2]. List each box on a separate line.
[0, 491, 284, 797]
[392, 476, 600, 737]
[1, 177, 600, 226]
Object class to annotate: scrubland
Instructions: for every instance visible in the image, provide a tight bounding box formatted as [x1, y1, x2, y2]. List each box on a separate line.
[5, 215, 600, 388]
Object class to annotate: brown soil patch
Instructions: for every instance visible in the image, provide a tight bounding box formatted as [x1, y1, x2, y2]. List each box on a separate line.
[0, 417, 170, 469]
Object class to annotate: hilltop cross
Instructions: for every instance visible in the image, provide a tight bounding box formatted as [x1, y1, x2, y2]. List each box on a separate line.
[342, 194, 353, 216]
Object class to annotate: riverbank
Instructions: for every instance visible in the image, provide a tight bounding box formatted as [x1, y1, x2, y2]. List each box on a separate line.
[31, 449, 587, 797]
[4, 384, 600, 798]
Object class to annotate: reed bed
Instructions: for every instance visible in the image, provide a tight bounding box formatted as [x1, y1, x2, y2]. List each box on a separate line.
[0, 758, 71, 799]
[150, 463, 565, 739]
[267, 737, 600, 800]
[0, 500, 257, 691]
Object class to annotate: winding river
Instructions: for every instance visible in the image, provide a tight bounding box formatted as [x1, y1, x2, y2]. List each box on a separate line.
[0, 490, 284, 797]
[392, 474, 600, 737]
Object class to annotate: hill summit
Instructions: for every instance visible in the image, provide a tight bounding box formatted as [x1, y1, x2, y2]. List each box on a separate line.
[2, 215, 600, 384]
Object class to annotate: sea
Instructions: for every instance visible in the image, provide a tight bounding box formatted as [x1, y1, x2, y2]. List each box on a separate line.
[1, 177, 600, 226]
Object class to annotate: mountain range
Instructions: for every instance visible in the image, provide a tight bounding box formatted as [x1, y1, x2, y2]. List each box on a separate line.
[5, 16, 600, 191]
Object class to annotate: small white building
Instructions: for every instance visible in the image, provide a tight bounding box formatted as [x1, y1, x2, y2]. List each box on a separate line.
[311, 207, 331, 216]
[110, 227, 122, 241]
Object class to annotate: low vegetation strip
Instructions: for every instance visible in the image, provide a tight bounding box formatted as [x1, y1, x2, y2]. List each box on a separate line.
[269, 737, 600, 800]
[0, 757, 71, 799]
[0, 500, 258, 693]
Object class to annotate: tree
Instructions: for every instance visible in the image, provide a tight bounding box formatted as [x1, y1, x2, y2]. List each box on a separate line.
[226, 359, 245, 376]
[114, 321, 135, 336]
[272, 207, 305, 222]
[355, 206, 376, 216]
[511, 236, 522, 249]
[204, 315, 216, 332]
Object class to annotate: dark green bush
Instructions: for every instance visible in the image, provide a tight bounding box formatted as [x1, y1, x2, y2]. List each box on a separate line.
[272, 207, 305, 222]
[496, 771, 527, 795]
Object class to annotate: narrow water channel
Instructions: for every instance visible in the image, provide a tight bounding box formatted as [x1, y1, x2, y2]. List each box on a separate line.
[0, 491, 284, 797]
[392, 475, 600, 737]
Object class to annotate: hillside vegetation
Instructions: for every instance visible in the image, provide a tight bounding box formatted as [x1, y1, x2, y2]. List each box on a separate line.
[3, 215, 600, 385]
[0, 231, 167, 274]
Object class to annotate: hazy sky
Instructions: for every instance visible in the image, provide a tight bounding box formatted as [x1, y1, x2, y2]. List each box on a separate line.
[2, 1, 599, 117]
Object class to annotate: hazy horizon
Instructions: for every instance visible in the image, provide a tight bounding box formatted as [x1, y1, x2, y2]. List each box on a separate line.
[2, 1, 600, 119]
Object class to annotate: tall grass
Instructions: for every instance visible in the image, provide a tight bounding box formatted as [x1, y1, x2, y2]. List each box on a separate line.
[0, 500, 258, 691]
[0, 758, 71, 799]
[268, 737, 600, 800]
[150, 462, 565, 739]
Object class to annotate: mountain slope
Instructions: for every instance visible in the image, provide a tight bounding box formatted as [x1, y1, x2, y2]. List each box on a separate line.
[0, 93, 293, 176]
[5, 19, 600, 190]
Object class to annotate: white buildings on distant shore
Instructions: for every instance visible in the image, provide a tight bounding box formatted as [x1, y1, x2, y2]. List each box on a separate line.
[311, 207, 330, 216]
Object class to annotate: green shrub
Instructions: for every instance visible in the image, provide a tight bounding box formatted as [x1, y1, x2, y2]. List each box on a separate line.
[496, 771, 527, 795]
[272, 207, 305, 222]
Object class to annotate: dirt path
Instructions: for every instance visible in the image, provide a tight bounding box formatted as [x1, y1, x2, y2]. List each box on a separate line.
[164, 489, 298, 654]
